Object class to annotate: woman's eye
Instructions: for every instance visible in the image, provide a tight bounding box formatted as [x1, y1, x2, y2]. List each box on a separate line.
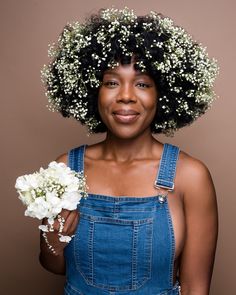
[137, 82, 151, 88]
[103, 81, 118, 87]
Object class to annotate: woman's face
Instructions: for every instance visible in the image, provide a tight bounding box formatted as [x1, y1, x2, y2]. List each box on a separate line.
[98, 62, 158, 139]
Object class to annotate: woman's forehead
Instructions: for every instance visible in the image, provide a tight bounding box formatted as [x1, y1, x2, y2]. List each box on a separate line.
[104, 64, 151, 77]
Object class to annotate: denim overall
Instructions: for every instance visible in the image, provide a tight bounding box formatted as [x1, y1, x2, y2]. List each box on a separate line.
[64, 143, 181, 295]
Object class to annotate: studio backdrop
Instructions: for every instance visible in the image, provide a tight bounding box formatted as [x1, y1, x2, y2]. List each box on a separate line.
[1, 0, 235, 294]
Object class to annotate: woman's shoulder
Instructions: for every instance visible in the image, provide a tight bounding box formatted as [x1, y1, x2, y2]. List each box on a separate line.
[54, 144, 84, 165]
[177, 148, 215, 201]
[178, 149, 212, 182]
[54, 143, 92, 166]
[55, 153, 68, 165]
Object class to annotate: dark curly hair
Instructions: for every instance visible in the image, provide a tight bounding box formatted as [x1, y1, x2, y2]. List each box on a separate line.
[42, 8, 218, 135]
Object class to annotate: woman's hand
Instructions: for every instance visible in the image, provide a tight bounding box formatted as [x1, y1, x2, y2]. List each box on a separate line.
[41, 209, 80, 256]
[39, 153, 80, 274]
[39, 208, 79, 275]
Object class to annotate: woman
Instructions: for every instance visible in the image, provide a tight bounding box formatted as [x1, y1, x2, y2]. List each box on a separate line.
[39, 8, 218, 294]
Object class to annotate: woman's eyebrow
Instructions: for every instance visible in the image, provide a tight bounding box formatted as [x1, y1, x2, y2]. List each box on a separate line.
[103, 70, 119, 75]
[104, 70, 150, 77]
[135, 72, 150, 77]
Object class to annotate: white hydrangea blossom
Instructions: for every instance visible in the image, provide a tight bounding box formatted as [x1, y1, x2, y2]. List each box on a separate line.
[15, 161, 88, 220]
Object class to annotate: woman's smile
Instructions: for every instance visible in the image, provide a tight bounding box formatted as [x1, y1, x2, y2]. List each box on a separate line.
[112, 108, 140, 124]
[98, 61, 158, 138]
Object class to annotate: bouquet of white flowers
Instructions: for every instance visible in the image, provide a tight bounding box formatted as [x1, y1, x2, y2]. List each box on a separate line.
[15, 161, 88, 244]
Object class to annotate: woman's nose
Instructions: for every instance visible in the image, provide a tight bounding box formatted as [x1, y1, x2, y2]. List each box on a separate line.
[116, 84, 137, 103]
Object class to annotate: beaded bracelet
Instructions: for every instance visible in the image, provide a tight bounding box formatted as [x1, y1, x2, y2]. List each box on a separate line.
[57, 214, 65, 233]
[41, 214, 75, 254]
[57, 214, 75, 242]
[42, 232, 57, 255]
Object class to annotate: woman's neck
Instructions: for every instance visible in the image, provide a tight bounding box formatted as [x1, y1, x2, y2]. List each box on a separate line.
[100, 131, 161, 162]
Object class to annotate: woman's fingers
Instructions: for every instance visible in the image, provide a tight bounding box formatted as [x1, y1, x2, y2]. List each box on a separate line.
[68, 212, 80, 235]
[52, 209, 79, 235]
[42, 209, 78, 234]
[62, 210, 79, 234]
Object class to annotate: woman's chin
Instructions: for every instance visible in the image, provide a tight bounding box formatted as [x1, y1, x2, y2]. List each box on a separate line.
[106, 125, 151, 140]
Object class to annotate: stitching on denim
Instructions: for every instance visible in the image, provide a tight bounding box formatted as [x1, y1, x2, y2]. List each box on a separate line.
[73, 148, 76, 172]
[157, 144, 167, 180]
[68, 148, 76, 171]
[79, 204, 157, 212]
[158, 281, 180, 294]
[89, 221, 94, 283]
[64, 286, 70, 295]
[156, 179, 174, 186]
[155, 144, 165, 185]
[86, 194, 164, 201]
[165, 201, 176, 288]
[75, 147, 80, 172]
[169, 146, 179, 184]
[78, 146, 83, 173]
[82, 144, 87, 173]
[146, 221, 153, 281]
[65, 282, 84, 295]
[171, 148, 180, 187]
[156, 144, 171, 188]
[68, 144, 179, 294]
[75, 214, 153, 291]
[156, 144, 180, 190]
[70, 145, 85, 174]
[80, 144, 88, 176]
[132, 224, 138, 287]
[74, 219, 93, 285]
[80, 212, 153, 225]
[68, 149, 71, 170]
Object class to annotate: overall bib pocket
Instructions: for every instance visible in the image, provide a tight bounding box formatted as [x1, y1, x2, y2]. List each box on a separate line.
[64, 282, 84, 295]
[74, 212, 153, 291]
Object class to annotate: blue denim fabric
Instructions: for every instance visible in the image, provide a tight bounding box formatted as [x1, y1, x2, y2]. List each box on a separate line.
[64, 144, 180, 295]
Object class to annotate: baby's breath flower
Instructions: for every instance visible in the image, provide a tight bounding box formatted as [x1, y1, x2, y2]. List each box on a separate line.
[41, 7, 219, 135]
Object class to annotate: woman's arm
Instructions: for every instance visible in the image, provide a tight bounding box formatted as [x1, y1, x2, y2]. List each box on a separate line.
[39, 153, 80, 275]
[179, 157, 218, 295]
[39, 209, 79, 274]
[39, 227, 66, 275]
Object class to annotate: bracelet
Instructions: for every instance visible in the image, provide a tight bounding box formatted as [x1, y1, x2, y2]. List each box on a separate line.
[40, 215, 75, 254]
[57, 214, 75, 243]
[42, 232, 57, 255]
[57, 214, 65, 233]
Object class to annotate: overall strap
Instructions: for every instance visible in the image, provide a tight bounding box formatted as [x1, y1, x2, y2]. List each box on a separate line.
[154, 143, 180, 191]
[67, 144, 87, 173]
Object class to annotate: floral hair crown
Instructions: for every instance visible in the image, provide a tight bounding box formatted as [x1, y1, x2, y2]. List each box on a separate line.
[41, 7, 219, 135]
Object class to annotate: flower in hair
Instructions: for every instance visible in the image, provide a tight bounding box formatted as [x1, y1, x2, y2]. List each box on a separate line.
[41, 7, 219, 135]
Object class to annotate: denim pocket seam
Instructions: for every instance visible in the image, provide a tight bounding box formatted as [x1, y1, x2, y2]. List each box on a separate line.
[64, 282, 84, 295]
[165, 201, 176, 288]
[80, 212, 153, 225]
[80, 204, 156, 212]
[159, 282, 180, 295]
[74, 214, 154, 291]
[74, 219, 94, 285]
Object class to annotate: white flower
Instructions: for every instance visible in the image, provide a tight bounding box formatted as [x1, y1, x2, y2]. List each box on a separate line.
[38, 225, 49, 232]
[61, 191, 82, 210]
[15, 173, 42, 191]
[45, 192, 63, 216]
[18, 191, 34, 206]
[25, 197, 50, 219]
[16, 161, 88, 220]
[58, 235, 72, 243]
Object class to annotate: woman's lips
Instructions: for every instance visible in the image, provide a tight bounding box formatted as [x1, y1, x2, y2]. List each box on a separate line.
[113, 110, 139, 123]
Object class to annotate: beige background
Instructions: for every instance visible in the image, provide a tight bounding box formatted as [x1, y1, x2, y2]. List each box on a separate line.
[1, 0, 235, 294]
